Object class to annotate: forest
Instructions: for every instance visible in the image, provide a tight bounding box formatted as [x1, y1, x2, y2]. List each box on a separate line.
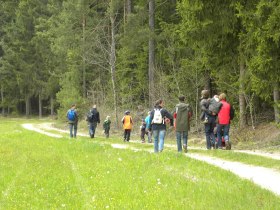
[0, 0, 279, 128]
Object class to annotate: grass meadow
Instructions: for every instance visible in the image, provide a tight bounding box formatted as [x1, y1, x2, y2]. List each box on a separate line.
[0, 119, 280, 209]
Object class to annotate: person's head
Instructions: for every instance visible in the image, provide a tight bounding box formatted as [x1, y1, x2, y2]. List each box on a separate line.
[92, 104, 97, 109]
[155, 99, 164, 107]
[106, 115, 110, 120]
[147, 111, 151, 115]
[178, 95, 185, 102]
[71, 104, 76, 109]
[125, 110, 130, 115]
[201, 90, 210, 99]
[219, 93, 227, 101]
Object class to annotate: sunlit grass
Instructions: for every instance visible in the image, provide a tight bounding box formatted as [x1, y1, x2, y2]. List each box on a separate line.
[0, 119, 279, 209]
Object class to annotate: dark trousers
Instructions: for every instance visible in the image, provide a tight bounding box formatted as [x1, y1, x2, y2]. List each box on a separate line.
[204, 115, 216, 149]
[217, 124, 230, 147]
[104, 128, 110, 138]
[89, 122, 97, 138]
[140, 129, 147, 141]
[124, 129, 131, 141]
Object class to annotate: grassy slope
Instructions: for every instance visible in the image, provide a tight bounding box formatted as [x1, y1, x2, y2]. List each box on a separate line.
[0, 119, 280, 209]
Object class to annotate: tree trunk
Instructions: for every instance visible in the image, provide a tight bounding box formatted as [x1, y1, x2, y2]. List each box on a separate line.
[126, 0, 132, 14]
[39, 93, 42, 118]
[82, 14, 86, 98]
[239, 56, 246, 128]
[149, 0, 155, 107]
[273, 83, 280, 124]
[110, 13, 119, 128]
[204, 70, 211, 94]
[1, 85, 4, 115]
[25, 95, 30, 117]
[50, 95, 54, 116]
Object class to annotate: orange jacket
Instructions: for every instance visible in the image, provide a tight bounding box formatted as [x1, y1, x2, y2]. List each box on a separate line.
[122, 115, 133, 130]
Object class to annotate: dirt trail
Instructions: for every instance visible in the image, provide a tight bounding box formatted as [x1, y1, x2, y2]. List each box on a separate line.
[22, 123, 280, 196]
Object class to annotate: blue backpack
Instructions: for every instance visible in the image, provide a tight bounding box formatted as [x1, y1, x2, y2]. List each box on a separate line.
[67, 109, 76, 121]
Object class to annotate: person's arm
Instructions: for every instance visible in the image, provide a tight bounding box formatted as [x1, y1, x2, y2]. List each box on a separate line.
[200, 100, 211, 115]
[163, 109, 174, 126]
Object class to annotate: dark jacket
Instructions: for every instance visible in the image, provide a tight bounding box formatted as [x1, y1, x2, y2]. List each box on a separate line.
[175, 103, 192, 132]
[200, 98, 211, 120]
[150, 106, 173, 131]
[90, 108, 100, 123]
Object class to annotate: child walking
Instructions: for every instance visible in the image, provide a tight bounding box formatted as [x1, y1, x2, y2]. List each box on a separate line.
[140, 119, 147, 143]
[103, 116, 111, 138]
[121, 110, 133, 142]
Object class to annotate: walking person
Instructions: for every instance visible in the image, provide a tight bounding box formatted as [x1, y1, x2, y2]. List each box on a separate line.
[66, 104, 78, 138]
[200, 90, 217, 149]
[150, 99, 173, 153]
[122, 110, 133, 142]
[103, 116, 111, 138]
[174, 96, 192, 153]
[87, 104, 100, 138]
[217, 93, 234, 149]
[145, 111, 152, 143]
[140, 119, 147, 143]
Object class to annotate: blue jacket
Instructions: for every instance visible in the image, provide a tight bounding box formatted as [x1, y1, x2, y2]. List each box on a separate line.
[145, 115, 151, 129]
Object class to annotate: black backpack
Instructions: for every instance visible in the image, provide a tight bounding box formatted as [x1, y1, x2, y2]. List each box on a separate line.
[86, 111, 94, 122]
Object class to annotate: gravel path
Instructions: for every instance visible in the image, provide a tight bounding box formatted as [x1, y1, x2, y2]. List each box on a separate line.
[22, 123, 280, 196]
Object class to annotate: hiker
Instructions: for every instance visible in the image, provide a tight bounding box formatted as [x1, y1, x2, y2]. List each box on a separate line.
[150, 99, 173, 153]
[103, 116, 111, 138]
[66, 104, 78, 138]
[87, 104, 100, 138]
[145, 111, 152, 143]
[122, 110, 133, 142]
[200, 90, 217, 149]
[140, 119, 147, 143]
[217, 93, 234, 149]
[174, 96, 192, 153]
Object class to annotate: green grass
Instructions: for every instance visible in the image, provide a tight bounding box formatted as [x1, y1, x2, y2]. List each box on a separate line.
[0, 119, 280, 209]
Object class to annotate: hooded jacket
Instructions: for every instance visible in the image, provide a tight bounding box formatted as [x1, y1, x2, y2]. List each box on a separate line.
[174, 103, 192, 132]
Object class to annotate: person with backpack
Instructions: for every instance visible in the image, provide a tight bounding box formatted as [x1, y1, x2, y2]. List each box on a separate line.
[87, 104, 100, 138]
[122, 110, 133, 142]
[217, 93, 234, 150]
[173, 96, 192, 153]
[200, 90, 217, 149]
[66, 104, 78, 138]
[149, 99, 173, 153]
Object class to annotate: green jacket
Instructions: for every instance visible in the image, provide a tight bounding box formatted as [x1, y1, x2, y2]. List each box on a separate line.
[175, 103, 191, 132]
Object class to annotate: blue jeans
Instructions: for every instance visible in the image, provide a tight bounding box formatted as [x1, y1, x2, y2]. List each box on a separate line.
[176, 131, 188, 152]
[204, 115, 216, 149]
[69, 122, 77, 138]
[153, 129, 166, 152]
[89, 122, 97, 138]
[217, 124, 230, 147]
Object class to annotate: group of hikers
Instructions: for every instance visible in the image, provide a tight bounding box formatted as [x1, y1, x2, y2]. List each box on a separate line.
[66, 90, 234, 153]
